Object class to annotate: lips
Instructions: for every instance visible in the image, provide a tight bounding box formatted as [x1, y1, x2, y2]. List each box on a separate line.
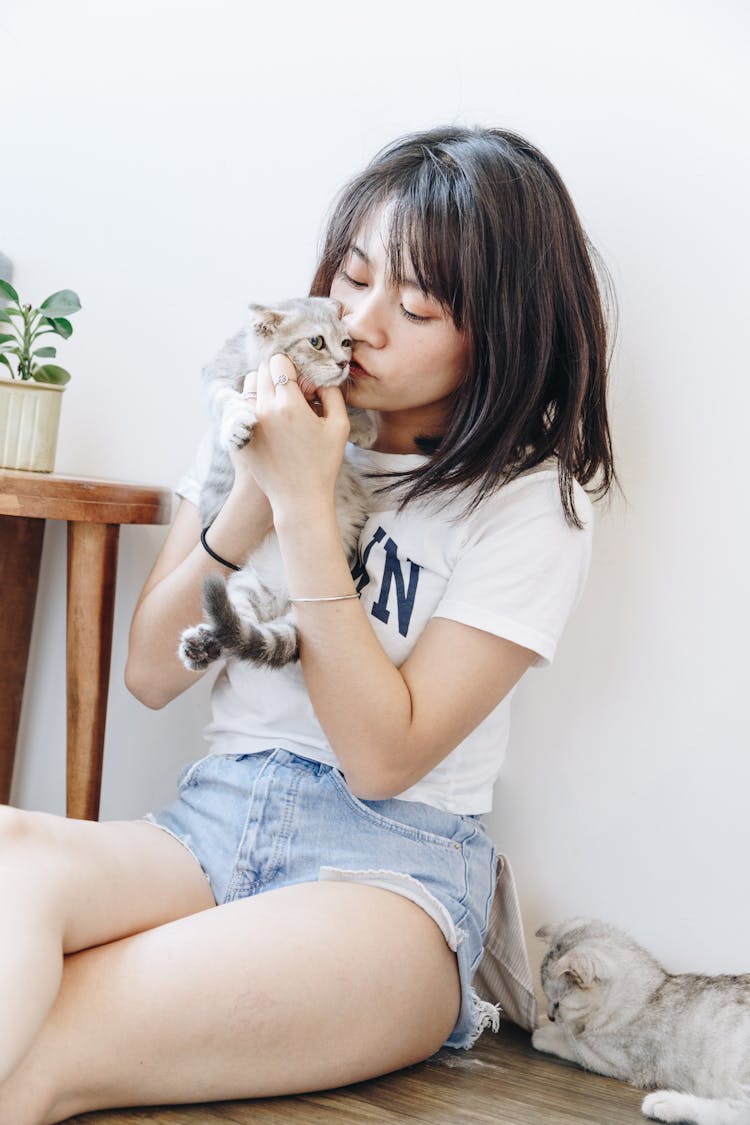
[349, 358, 371, 378]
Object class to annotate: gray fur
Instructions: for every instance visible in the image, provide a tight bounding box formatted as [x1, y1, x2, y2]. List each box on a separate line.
[179, 297, 375, 672]
[532, 918, 750, 1125]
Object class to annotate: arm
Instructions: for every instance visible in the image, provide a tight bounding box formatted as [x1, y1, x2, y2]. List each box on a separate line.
[125, 472, 273, 709]
[279, 509, 534, 799]
[248, 357, 536, 799]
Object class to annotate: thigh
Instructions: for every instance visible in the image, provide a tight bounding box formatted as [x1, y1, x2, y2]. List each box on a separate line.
[4, 881, 461, 1122]
[0, 807, 215, 952]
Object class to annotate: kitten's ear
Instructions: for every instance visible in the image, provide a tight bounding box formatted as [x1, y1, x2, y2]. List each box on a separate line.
[248, 303, 286, 338]
[553, 948, 608, 989]
[535, 923, 560, 945]
[327, 298, 343, 318]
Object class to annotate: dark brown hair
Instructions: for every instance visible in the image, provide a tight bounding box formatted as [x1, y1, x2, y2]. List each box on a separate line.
[310, 125, 617, 526]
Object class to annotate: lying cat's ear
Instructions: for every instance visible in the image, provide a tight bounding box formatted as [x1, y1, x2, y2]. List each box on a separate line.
[248, 304, 286, 338]
[553, 948, 608, 989]
[536, 918, 588, 946]
[535, 923, 559, 945]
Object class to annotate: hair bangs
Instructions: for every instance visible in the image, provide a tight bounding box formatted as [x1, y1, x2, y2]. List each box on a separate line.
[381, 171, 465, 326]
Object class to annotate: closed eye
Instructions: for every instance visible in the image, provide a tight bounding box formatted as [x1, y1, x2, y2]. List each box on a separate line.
[340, 267, 431, 323]
[340, 269, 366, 289]
[401, 306, 429, 324]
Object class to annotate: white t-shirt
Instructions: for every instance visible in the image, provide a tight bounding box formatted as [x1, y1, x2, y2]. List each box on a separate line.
[176, 440, 592, 814]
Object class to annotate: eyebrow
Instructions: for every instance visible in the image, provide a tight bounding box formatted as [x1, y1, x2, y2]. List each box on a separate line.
[349, 243, 426, 295]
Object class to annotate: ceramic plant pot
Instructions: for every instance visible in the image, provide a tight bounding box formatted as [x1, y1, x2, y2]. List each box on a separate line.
[0, 378, 65, 472]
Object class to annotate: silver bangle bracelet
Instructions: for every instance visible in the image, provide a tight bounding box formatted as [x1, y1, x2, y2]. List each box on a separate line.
[289, 594, 359, 604]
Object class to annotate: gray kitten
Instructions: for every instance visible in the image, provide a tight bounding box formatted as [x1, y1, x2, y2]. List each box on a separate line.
[179, 297, 374, 672]
[533, 918, 750, 1125]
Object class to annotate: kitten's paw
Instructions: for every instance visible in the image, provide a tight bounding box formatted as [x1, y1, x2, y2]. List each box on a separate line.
[641, 1090, 697, 1122]
[220, 398, 257, 450]
[178, 624, 223, 671]
[347, 408, 377, 448]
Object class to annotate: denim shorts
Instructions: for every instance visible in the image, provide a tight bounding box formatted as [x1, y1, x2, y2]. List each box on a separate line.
[143, 748, 499, 1049]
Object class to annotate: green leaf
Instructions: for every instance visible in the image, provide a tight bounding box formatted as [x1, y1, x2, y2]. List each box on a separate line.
[39, 290, 81, 317]
[32, 363, 71, 385]
[0, 310, 14, 323]
[0, 333, 17, 344]
[0, 353, 13, 371]
[0, 279, 19, 303]
[41, 316, 73, 339]
[33, 346, 57, 358]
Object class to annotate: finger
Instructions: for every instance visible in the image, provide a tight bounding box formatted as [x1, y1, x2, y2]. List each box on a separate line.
[269, 352, 299, 394]
[242, 370, 258, 400]
[256, 360, 274, 409]
[317, 385, 349, 423]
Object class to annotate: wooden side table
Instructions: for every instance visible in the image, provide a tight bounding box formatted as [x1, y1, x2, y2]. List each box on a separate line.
[0, 469, 172, 820]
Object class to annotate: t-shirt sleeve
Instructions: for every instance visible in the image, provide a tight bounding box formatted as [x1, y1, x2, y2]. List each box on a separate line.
[433, 473, 593, 667]
[174, 430, 213, 509]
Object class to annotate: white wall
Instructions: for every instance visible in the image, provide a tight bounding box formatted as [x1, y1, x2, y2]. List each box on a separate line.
[2, 0, 748, 993]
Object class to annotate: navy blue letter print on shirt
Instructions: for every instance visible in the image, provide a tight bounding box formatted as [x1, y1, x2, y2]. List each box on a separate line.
[351, 525, 421, 638]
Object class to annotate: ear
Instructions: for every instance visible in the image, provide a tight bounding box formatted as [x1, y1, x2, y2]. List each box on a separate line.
[535, 922, 560, 945]
[248, 303, 286, 338]
[327, 298, 343, 318]
[552, 948, 608, 989]
[535, 918, 587, 946]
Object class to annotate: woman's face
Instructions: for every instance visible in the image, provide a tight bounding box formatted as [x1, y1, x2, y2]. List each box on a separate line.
[329, 206, 470, 452]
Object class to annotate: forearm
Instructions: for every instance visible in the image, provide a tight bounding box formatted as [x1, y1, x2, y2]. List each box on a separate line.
[126, 482, 272, 708]
[125, 549, 225, 709]
[276, 504, 419, 798]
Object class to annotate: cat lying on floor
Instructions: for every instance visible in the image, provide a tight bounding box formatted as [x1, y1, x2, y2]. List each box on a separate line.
[532, 918, 750, 1125]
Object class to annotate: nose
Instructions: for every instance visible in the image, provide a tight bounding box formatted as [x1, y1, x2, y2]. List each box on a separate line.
[343, 291, 387, 350]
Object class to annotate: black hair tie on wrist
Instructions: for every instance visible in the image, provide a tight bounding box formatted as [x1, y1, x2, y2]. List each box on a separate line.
[200, 526, 241, 571]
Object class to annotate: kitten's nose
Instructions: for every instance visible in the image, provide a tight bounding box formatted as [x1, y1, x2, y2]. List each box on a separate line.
[337, 360, 348, 370]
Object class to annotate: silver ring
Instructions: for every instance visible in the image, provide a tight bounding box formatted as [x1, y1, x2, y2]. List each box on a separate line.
[273, 372, 289, 387]
[242, 390, 258, 399]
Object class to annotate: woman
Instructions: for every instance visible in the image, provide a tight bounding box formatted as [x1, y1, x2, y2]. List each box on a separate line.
[0, 125, 615, 1123]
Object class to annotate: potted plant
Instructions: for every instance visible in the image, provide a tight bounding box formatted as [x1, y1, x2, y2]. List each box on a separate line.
[0, 281, 81, 472]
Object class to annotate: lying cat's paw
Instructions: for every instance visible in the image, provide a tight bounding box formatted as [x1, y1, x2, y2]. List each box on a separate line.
[179, 624, 223, 671]
[531, 1022, 580, 1065]
[641, 1090, 698, 1122]
[220, 397, 257, 451]
[532, 1023, 564, 1054]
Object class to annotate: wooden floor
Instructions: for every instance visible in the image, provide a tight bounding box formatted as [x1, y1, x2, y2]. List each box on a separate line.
[66, 1021, 647, 1124]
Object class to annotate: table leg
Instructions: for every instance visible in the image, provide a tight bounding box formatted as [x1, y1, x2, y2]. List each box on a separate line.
[0, 515, 45, 805]
[66, 521, 120, 820]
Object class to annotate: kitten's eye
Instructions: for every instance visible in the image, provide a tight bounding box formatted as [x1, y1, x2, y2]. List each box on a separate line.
[342, 338, 352, 349]
[310, 336, 325, 351]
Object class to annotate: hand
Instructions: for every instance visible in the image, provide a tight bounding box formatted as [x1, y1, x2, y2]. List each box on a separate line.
[243, 353, 350, 521]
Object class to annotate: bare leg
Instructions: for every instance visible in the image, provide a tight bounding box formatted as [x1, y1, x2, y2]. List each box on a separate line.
[0, 881, 461, 1125]
[0, 806, 214, 1084]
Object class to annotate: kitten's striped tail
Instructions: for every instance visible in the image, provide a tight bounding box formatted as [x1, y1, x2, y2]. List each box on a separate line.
[202, 573, 300, 669]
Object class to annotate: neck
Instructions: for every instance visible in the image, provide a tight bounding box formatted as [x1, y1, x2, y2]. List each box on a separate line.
[372, 405, 446, 455]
